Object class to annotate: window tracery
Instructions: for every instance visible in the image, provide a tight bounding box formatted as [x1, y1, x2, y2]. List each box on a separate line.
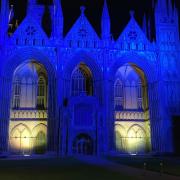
[37, 76, 46, 109]
[71, 64, 93, 96]
[13, 78, 21, 109]
[25, 26, 36, 36]
[114, 79, 124, 110]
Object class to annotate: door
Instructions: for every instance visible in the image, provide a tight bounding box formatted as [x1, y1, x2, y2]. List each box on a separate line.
[73, 134, 93, 155]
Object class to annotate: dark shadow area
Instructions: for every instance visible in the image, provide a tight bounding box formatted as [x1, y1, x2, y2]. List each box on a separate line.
[173, 116, 180, 155]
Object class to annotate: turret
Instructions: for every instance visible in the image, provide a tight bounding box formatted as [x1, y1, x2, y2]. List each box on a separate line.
[27, 0, 44, 24]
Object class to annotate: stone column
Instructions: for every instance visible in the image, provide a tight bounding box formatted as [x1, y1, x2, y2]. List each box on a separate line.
[47, 77, 58, 156]
[148, 81, 173, 153]
[0, 77, 12, 155]
[60, 109, 69, 157]
[105, 76, 114, 154]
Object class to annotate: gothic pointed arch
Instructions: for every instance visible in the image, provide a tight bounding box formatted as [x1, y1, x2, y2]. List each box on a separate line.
[63, 52, 102, 80]
[3, 48, 56, 77]
[127, 124, 147, 153]
[109, 53, 157, 83]
[32, 123, 47, 138]
[111, 56, 153, 154]
[10, 123, 32, 154]
[10, 123, 31, 136]
[32, 123, 47, 154]
[63, 52, 102, 100]
[71, 62, 93, 96]
[114, 77, 124, 110]
[72, 133, 94, 155]
[2, 48, 57, 155]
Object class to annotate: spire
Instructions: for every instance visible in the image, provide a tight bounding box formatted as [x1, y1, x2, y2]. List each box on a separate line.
[79, 6, 86, 26]
[142, 14, 147, 36]
[148, 17, 151, 41]
[8, 4, 14, 36]
[80, 6, 86, 15]
[54, 0, 63, 17]
[52, 0, 64, 40]
[101, 0, 111, 40]
[130, 10, 135, 18]
[0, 0, 9, 43]
[9, 5, 14, 24]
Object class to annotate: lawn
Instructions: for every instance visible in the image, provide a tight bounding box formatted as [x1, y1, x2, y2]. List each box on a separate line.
[107, 156, 180, 176]
[0, 158, 135, 180]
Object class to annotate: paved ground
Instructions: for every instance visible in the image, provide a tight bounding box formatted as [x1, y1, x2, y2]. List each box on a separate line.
[1, 155, 180, 179]
[76, 156, 180, 180]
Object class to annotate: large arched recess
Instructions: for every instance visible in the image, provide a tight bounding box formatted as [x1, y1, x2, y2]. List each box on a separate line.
[63, 51, 103, 102]
[60, 51, 103, 155]
[108, 53, 161, 153]
[0, 48, 57, 155]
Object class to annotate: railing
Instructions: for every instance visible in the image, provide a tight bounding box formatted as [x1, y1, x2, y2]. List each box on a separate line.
[10, 109, 48, 120]
[115, 111, 146, 120]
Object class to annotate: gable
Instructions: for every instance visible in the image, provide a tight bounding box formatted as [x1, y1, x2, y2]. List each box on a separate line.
[65, 13, 100, 42]
[116, 16, 151, 48]
[10, 15, 49, 46]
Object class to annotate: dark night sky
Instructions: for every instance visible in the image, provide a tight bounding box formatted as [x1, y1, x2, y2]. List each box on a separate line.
[9, 0, 180, 39]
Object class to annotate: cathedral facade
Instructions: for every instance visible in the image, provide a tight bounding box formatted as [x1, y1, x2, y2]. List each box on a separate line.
[0, 0, 180, 157]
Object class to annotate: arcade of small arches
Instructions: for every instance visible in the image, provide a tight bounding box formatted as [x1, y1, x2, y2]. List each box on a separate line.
[7, 56, 151, 156]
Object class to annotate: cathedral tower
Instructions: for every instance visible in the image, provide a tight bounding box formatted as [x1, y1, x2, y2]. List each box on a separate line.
[155, 0, 179, 50]
[155, 0, 180, 152]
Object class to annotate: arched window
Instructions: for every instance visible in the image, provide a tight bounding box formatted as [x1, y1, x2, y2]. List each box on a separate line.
[34, 131, 47, 154]
[114, 64, 151, 154]
[37, 76, 46, 109]
[13, 78, 21, 109]
[10, 124, 31, 154]
[115, 79, 123, 97]
[10, 62, 48, 156]
[137, 81, 142, 98]
[73, 134, 93, 155]
[71, 64, 93, 96]
[127, 125, 146, 154]
[114, 79, 124, 110]
[114, 65, 146, 110]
